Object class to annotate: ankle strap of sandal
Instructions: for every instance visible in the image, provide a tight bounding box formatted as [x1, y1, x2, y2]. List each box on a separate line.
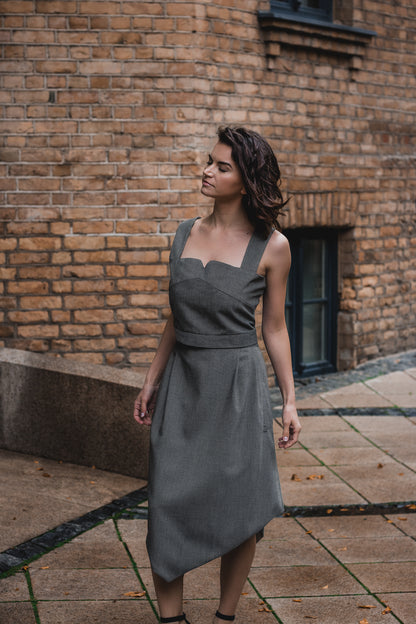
[215, 611, 235, 621]
[160, 614, 188, 623]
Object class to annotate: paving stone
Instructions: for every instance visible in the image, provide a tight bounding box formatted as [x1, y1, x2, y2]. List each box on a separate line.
[139, 565, 256, 600]
[37, 599, 157, 624]
[384, 445, 416, 467]
[0, 448, 146, 551]
[28, 521, 131, 569]
[376, 592, 416, 623]
[163, 597, 277, 624]
[0, 602, 36, 624]
[298, 415, 351, 432]
[332, 463, 416, 504]
[347, 562, 416, 592]
[355, 430, 416, 450]
[365, 371, 416, 408]
[299, 430, 373, 449]
[0, 572, 31, 600]
[294, 396, 333, 409]
[278, 466, 366, 507]
[275, 447, 320, 467]
[320, 383, 393, 408]
[385, 514, 416, 536]
[0, 488, 90, 552]
[268, 595, 398, 624]
[310, 447, 395, 466]
[344, 415, 415, 433]
[253, 537, 337, 567]
[30, 568, 142, 601]
[298, 516, 404, 539]
[263, 517, 313, 540]
[320, 536, 416, 563]
[249, 564, 364, 597]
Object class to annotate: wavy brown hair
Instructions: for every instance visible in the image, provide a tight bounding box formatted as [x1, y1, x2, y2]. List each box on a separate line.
[217, 126, 289, 238]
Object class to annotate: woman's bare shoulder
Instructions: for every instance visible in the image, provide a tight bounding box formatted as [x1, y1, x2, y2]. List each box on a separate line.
[265, 230, 290, 264]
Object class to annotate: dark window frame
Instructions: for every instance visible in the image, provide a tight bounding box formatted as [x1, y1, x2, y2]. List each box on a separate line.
[284, 228, 338, 378]
[271, 0, 332, 24]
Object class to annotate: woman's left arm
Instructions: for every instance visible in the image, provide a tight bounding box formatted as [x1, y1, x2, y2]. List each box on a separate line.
[261, 232, 301, 449]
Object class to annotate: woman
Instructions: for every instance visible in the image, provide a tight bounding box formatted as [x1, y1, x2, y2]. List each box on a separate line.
[134, 126, 301, 624]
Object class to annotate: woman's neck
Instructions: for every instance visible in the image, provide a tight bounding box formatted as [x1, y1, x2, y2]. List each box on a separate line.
[209, 200, 251, 232]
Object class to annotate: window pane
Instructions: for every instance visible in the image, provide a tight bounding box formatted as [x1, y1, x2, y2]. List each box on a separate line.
[300, 0, 320, 8]
[303, 239, 326, 300]
[303, 302, 326, 363]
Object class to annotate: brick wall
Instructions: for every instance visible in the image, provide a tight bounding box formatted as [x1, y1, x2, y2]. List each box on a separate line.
[1, 0, 415, 373]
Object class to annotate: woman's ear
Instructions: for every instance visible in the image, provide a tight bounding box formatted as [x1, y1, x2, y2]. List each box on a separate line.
[241, 187, 247, 195]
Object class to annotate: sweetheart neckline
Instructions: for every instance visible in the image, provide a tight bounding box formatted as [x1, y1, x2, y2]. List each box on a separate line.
[178, 256, 265, 278]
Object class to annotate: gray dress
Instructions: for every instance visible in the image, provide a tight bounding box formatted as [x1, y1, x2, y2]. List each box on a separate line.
[146, 217, 284, 582]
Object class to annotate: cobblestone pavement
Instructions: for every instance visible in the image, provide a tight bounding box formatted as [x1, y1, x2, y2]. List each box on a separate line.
[1, 351, 415, 624]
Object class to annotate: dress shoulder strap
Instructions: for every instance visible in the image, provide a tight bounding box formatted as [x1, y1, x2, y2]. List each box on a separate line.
[169, 217, 199, 262]
[240, 228, 274, 273]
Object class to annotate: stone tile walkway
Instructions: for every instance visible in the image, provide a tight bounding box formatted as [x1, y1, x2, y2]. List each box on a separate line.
[1, 351, 415, 623]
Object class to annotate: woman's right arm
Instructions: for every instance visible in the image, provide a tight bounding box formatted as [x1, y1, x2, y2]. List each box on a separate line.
[133, 313, 176, 426]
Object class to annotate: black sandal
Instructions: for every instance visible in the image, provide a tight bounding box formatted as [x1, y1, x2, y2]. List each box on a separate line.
[160, 614, 190, 623]
[215, 611, 235, 621]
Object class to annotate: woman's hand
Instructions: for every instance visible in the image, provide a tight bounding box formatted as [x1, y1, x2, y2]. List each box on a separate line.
[278, 404, 301, 449]
[134, 383, 159, 427]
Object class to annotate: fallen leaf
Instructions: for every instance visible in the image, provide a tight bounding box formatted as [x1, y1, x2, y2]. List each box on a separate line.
[34, 460, 39, 464]
[292, 598, 302, 602]
[305, 530, 313, 534]
[398, 517, 407, 521]
[398, 472, 404, 476]
[338, 547, 348, 551]
[340, 508, 348, 512]
[360, 619, 369, 624]
[306, 474, 324, 480]
[381, 606, 392, 614]
[326, 509, 333, 514]
[37, 467, 43, 471]
[241, 592, 249, 595]
[406, 504, 416, 510]
[304, 617, 318, 620]
[90, 480, 96, 484]
[40, 566, 49, 570]
[377, 463, 384, 469]
[258, 600, 265, 605]
[291, 473, 302, 481]
[328, 528, 335, 532]
[358, 605, 377, 609]
[42, 473, 51, 478]
[123, 591, 146, 597]
[321, 584, 329, 589]
[386, 520, 394, 523]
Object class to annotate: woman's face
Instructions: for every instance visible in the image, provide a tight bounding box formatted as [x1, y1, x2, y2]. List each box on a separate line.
[201, 142, 246, 201]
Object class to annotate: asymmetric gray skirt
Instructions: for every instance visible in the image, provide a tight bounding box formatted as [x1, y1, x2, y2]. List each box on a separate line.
[146, 342, 284, 582]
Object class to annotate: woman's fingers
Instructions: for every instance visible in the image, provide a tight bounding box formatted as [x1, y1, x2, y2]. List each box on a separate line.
[133, 395, 152, 426]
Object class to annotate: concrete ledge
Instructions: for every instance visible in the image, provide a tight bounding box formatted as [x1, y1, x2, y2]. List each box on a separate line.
[0, 348, 149, 479]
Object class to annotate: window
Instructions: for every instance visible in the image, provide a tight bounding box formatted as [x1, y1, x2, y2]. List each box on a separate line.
[271, 0, 332, 24]
[285, 229, 338, 377]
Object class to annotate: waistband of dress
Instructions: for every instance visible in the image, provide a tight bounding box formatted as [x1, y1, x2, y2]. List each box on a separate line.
[174, 327, 258, 349]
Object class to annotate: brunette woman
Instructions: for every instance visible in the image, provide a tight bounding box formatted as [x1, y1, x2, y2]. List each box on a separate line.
[134, 126, 301, 624]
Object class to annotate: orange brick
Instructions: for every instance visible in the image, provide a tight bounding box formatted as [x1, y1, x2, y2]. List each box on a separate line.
[73, 309, 114, 323]
[19, 237, 62, 250]
[8, 310, 49, 323]
[8, 281, 49, 295]
[20, 296, 62, 309]
[18, 325, 59, 338]
[61, 324, 102, 337]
